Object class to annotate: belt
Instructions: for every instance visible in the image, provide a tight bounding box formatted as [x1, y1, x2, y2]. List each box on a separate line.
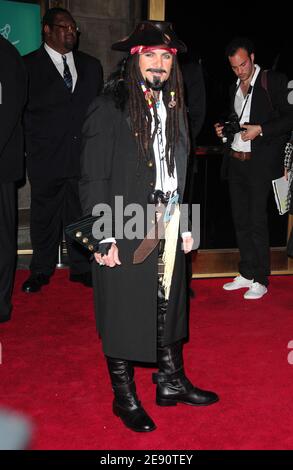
[133, 197, 178, 264]
[230, 150, 252, 161]
[133, 203, 165, 264]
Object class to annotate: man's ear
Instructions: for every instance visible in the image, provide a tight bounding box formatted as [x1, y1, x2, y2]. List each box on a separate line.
[250, 52, 255, 64]
[43, 25, 51, 36]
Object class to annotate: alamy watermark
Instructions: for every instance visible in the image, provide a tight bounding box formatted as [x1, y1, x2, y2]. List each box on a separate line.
[91, 198, 200, 248]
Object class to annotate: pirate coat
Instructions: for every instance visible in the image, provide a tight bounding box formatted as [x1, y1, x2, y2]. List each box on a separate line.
[79, 95, 190, 362]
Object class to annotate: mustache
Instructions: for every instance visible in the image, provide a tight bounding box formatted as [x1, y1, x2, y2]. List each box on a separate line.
[146, 68, 167, 74]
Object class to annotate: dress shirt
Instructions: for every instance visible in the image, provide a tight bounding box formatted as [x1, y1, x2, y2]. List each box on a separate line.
[232, 64, 261, 152]
[44, 43, 77, 92]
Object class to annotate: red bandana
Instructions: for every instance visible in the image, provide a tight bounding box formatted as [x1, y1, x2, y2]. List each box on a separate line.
[130, 45, 177, 55]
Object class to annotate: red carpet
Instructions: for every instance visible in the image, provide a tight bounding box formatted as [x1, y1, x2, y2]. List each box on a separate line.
[0, 270, 293, 450]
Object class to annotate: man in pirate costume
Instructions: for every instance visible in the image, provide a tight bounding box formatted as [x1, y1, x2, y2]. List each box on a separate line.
[79, 21, 219, 433]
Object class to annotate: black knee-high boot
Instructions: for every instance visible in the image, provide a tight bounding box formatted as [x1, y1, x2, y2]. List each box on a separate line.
[153, 341, 219, 406]
[106, 356, 156, 432]
[154, 282, 219, 407]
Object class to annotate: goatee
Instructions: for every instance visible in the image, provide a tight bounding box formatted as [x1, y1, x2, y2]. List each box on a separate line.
[146, 77, 166, 91]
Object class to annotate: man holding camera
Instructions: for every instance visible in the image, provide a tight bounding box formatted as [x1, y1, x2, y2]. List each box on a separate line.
[215, 37, 293, 299]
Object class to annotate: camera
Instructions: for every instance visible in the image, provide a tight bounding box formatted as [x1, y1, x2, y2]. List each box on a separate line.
[221, 112, 242, 138]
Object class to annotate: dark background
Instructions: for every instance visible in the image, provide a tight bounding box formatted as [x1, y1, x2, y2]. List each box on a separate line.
[164, 1, 293, 145]
[8, 0, 291, 249]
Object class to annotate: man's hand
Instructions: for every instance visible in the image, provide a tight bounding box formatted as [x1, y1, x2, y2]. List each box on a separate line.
[214, 122, 224, 139]
[182, 235, 194, 254]
[240, 124, 262, 142]
[94, 243, 121, 267]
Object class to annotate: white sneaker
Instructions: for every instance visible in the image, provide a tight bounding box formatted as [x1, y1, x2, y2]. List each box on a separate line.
[244, 282, 268, 300]
[223, 274, 254, 291]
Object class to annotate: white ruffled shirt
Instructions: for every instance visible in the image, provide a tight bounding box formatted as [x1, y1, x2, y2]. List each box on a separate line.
[151, 93, 178, 195]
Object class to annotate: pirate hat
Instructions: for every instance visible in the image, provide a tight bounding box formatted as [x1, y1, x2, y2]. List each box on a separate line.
[112, 20, 187, 53]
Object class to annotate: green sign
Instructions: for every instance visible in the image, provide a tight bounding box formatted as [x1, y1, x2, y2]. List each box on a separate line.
[0, 0, 41, 55]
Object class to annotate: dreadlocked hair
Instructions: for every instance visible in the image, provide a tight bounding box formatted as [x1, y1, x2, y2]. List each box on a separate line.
[127, 54, 189, 177]
[162, 57, 189, 176]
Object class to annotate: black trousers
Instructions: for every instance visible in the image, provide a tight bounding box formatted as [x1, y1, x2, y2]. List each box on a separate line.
[0, 182, 16, 317]
[29, 177, 90, 276]
[229, 159, 272, 286]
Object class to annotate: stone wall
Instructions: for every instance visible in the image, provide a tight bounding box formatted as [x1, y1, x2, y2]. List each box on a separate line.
[68, 0, 143, 79]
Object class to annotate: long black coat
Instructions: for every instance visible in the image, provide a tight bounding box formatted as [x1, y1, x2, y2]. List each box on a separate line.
[23, 46, 103, 180]
[79, 96, 189, 362]
[0, 35, 27, 182]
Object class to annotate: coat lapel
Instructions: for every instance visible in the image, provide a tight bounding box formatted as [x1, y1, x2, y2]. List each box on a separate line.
[250, 71, 263, 124]
[72, 51, 83, 96]
[39, 45, 71, 95]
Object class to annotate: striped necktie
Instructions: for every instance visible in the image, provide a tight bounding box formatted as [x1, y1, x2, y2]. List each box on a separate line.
[62, 55, 73, 92]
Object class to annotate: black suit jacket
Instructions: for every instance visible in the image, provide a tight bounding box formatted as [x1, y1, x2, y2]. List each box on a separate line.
[23, 45, 103, 180]
[223, 69, 293, 181]
[0, 35, 27, 183]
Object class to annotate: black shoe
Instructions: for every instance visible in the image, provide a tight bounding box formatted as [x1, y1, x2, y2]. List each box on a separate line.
[106, 356, 156, 432]
[69, 272, 92, 287]
[113, 398, 156, 433]
[22, 273, 50, 293]
[153, 371, 219, 407]
[155, 342, 219, 407]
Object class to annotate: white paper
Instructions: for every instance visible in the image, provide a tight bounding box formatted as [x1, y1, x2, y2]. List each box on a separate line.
[272, 172, 291, 215]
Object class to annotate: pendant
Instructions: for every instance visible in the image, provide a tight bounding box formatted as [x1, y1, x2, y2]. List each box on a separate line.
[168, 91, 176, 108]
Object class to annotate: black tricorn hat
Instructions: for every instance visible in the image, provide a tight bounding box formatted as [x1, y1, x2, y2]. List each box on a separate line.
[112, 20, 187, 53]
